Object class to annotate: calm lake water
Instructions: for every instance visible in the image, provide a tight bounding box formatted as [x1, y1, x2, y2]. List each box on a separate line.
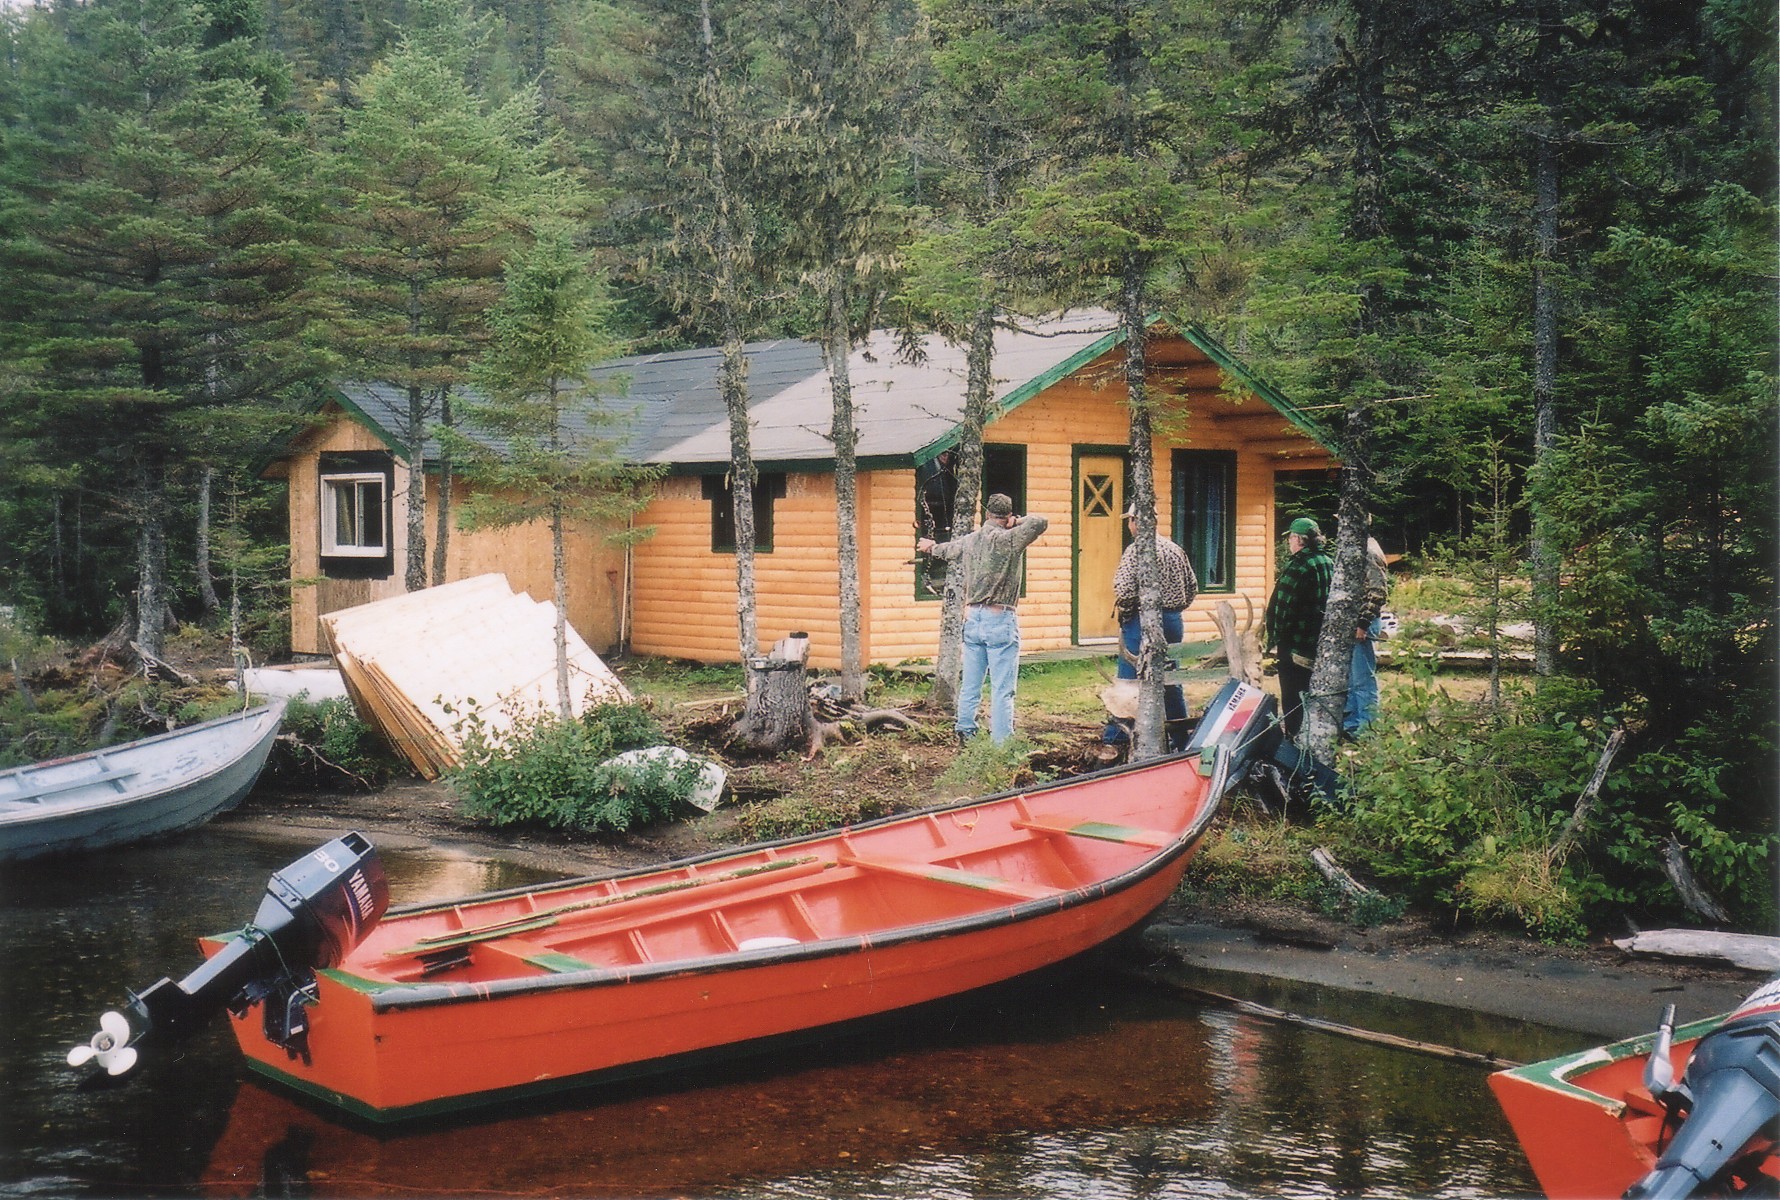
[2, 819, 1560, 1198]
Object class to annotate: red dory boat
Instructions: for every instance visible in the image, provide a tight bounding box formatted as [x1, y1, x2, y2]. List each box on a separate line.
[73, 678, 1272, 1122]
[1489, 976, 1780, 1199]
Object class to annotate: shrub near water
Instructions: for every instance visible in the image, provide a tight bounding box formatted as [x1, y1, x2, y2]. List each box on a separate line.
[450, 702, 704, 834]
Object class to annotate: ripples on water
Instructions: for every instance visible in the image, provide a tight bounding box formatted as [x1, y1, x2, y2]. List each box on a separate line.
[2, 823, 1542, 1198]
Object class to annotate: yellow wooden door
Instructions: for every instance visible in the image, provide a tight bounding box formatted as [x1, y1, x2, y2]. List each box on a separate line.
[1076, 454, 1125, 641]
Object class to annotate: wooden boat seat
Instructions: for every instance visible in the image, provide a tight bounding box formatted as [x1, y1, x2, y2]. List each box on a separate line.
[1011, 817, 1174, 849]
[472, 938, 598, 975]
[838, 853, 1063, 901]
[6, 766, 139, 803]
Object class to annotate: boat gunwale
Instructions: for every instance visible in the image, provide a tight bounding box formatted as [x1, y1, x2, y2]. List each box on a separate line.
[339, 750, 1230, 1013]
[384, 747, 1214, 920]
[1492, 1012, 1727, 1114]
[0, 701, 287, 827]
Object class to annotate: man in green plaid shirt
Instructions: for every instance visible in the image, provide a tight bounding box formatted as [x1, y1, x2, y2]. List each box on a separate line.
[1265, 516, 1333, 740]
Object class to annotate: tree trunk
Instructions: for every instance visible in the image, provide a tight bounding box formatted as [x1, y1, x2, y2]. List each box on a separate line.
[701, 0, 761, 673]
[1119, 270, 1169, 761]
[930, 302, 994, 714]
[1528, 20, 1562, 680]
[1304, 440, 1371, 761]
[195, 465, 220, 615]
[731, 634, 816, 753]
[825, 276, 866, 701]
[133, 462, 169, 660]
[433, 391, 453, 587]
[403, 382, 428, 593]
[1301, 0, 1388, 766]
[552, 498, 571, 719]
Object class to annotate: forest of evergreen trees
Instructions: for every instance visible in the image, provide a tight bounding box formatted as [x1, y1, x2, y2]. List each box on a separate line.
[1, 0, 1773, 925]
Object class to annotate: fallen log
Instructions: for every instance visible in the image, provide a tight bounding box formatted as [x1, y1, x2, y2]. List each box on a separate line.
[1658, 835, 1733, 925]
[1611, 929, 1780, 973]
[1123, 968, 1522, 1069]
[1311, 846, 1376, 899]
[1548, 728, 1626, 864]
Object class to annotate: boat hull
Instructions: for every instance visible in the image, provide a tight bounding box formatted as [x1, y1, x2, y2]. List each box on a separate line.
[232, 860, 1187, 1120]
[204, 679, 1270, 1121]
[1490, 1017, 1719, 1198]
[232, 759, 1244, 1118]
[0, 702, 286, 863]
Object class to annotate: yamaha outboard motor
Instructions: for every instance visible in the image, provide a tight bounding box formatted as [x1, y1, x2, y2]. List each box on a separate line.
[68, 832, 387, 1077]
[1624, 975, 1780, 1199]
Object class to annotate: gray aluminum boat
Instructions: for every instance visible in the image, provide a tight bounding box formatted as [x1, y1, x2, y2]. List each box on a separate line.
[0, 700, 287, 862]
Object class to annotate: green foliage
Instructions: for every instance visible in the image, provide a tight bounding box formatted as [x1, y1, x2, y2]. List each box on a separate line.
[732, 788, 905, 843]
[450, 702, 700, 834]
[1332, 669, 1775, 938]
[275, 695, 403, 789]
[934, 734, 1038, 797]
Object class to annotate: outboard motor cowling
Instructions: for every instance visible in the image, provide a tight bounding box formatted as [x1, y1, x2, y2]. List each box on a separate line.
[68, 832, 387, 1077]
[1624, 975, 1780, 1200]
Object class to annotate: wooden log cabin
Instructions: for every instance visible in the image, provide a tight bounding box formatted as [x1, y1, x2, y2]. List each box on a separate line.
[267, 311, 1337, 670]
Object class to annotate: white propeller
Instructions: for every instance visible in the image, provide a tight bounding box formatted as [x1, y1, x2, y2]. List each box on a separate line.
[67, 1010, 138, 1076]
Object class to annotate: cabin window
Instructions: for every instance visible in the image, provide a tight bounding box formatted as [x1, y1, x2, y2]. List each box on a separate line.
[321, 474, 387, 556]
[915, 444, 1026, 600]
[317, 451, 395, 580]
[702, 471, 786, 553]
[1173, 449, 1236, 592]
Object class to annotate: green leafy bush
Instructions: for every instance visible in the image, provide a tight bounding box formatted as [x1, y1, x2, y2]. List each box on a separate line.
[450, 702, 703, 834]
[276, 695, 403, 788]
[1331, 668, 1775, 938]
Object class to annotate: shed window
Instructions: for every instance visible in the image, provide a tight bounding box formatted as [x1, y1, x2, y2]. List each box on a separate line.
[1173, 449, 1235, 592]
[916, 444, 1026, 600]
[702, 472, 786, 553]
[321, 473, 388, 557]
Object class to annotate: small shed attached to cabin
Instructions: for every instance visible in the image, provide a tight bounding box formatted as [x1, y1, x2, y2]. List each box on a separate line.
[268, 311, 1337, 670]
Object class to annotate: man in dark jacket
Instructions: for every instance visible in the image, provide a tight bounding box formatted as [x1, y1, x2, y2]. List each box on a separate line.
[1264, 516, 1333, 741]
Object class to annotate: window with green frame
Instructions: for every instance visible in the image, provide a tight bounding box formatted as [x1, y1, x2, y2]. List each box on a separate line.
[1173, 449, 1235, 591]
[702, 471, 786, 553]
[915, 444, 1026, 599]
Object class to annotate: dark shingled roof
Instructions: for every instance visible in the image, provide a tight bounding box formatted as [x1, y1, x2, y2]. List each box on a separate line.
[323, 312, 1329, 473]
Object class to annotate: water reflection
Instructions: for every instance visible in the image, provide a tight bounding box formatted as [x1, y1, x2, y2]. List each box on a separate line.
[1, 825, 1542, 1198]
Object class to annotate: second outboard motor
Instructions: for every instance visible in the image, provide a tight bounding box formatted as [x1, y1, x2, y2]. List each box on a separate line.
[68, 832, 388, 1077]
[1624, 975, 1780, 1199]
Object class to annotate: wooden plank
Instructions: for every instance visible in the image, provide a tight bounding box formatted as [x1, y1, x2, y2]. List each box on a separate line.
[836, 853, 1062, 901]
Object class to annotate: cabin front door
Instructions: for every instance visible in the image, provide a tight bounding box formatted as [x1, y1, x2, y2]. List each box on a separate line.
[1075, 452, 1127, 642]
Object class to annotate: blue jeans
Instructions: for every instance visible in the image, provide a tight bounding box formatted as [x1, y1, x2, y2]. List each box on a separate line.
[1103, 609, 1188, 745]
[1345, 618, 1382, 735]
[958, 607, 1021, 743]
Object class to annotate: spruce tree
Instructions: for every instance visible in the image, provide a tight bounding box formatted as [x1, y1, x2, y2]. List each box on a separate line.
[0, 0, 323, 655]
[449, 221, 657, 717]
[328, 26, 543, 592]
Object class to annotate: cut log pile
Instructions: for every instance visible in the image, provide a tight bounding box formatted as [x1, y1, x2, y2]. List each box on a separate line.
[322, 574, 630, 779]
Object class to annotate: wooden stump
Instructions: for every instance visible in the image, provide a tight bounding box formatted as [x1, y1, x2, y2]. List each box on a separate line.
[729, 634, 817, 755]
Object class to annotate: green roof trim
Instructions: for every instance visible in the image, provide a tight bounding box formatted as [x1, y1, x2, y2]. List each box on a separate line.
[912, 316, 1334, 468]
[321, 384, 414, 460]
[1175, 322, 1332, 449]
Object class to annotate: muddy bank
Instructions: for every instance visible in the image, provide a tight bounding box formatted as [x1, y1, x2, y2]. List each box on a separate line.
[217, 777, 1767, 1046]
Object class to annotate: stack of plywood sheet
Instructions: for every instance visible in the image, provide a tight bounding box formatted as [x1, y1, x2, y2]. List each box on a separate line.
[321, 574, 631, 779]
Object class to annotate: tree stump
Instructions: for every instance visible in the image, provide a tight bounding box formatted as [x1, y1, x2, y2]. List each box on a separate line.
[729, 634, 817, 754]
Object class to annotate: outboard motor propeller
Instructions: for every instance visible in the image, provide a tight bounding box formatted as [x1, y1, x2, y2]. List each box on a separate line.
[1624, 975, 1780, 1199]
[68, 832, 388, 1078]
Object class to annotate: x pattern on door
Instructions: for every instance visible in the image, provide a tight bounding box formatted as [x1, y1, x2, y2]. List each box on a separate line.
[1082, 474, 1116, 518]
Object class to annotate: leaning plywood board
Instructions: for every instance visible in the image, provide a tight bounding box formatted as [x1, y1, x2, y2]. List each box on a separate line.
[322, 575, 630, 778]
